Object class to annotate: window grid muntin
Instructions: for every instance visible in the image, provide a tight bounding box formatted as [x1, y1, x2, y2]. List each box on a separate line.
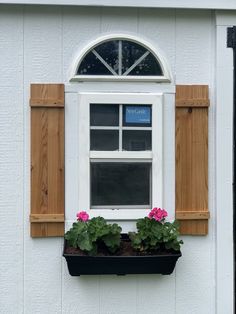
[90, 103, 152, 152]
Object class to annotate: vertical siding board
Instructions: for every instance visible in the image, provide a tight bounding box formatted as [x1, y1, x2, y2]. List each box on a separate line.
[62, 268, 100, 314]
[176, 10, 212, 84]
[99, 277, 136, 314]
[101, 7, 138, 32]
[0, 5, 23, 87]
[176, 239, 214, 314]
[0, 91, 24, 312]
[136, 276, 175, 314]
[137, 9, 176, 77]
[24, 6, 63, 82]
[176, 85, 209, 235]
[0, 6, 24, 313]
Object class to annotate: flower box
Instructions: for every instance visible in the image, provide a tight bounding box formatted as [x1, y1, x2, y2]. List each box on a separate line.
[63, 208, 183, 276]
[63, 235, 182, 276]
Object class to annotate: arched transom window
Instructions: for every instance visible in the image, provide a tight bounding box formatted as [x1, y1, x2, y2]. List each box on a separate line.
[71, 35, 170, 82]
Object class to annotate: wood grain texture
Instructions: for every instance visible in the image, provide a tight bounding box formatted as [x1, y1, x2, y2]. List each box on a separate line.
[176, 211, 210, 220]
[30, 214, 65, 222]
[176, 85, 210, 107]
[30, 84, 65, 237]
[176, 85, 209, 235]
[30, 84, 64, 107]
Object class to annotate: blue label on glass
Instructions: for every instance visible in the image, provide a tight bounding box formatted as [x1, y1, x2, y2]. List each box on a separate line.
[125, 106, 150, 124]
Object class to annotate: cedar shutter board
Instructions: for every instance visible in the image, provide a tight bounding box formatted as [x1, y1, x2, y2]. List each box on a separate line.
[175, 85, 210, 235]
[30, 84, 65, 237]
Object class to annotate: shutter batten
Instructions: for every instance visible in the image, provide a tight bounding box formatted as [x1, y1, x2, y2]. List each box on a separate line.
[175, 85, 210, 235]
[30, 84, 65, 237]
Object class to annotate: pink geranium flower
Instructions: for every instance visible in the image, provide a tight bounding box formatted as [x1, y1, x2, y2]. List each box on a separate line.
[76, 211, 89, 222]
[148, 207, 168, 222]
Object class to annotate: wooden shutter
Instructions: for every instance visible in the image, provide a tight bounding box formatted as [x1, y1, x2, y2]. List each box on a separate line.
[30, 84, 65, 237]
[175, 85, 210, 235]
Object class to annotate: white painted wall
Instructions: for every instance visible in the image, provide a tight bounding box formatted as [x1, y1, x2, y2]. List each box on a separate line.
[0, 4, 228, 314]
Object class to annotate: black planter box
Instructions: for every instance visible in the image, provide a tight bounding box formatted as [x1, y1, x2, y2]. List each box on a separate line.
[63, 237, 181, 276]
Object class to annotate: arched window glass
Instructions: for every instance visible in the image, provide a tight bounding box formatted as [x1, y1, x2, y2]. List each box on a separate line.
[77, 39, 163, 77]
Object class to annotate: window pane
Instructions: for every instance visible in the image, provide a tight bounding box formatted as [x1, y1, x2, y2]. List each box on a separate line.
[122, 40, 147, 74]
[91, 163, 151, 206]
[123, 105, 152, 127]
[123, 131, 151, 151]
[95, 40, 119, 74]
[128, 53, 163, 76]
[90, 130, 119, 151]
[77, 51, 112, 75]
[90, 104, 119, 126]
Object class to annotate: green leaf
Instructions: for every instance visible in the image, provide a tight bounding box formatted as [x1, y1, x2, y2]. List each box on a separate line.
[77, 232, 92, 251]
[129, 217, 183, 253]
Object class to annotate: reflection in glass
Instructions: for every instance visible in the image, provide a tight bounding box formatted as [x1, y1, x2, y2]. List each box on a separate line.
[91, 162, 151, 206]
[77, 51, 112, 75]
[90, 104, 119, 126]
[122, 40, 147, 74]
[95, 40, 119, 74]
[90, 130, 119, 151]
[123, 130, 151, 151]
[129, 53, 163, 76]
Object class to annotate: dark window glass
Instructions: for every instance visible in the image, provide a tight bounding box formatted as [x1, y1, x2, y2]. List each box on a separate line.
[90, 104, 119, 126]
[123, 105, 152, 127]
[123, 131, 151, 151]
[77, 51, 112, 75]
[122, 40, 147, 74]
[77, 39, 163, 77]
[129, 53, 163, 76]
[90, 130, 119, 151]
[95, 40, 119, 74]
[91, 162, 151, 206]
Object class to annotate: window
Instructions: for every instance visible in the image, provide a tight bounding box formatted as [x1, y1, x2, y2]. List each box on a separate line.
[78, 40, 162, 76]
[77, 93, 163, 220]
[71, 34, 171, 82]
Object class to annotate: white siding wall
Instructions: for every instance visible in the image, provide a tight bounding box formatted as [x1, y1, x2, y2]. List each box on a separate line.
[0, 5, 218, 314]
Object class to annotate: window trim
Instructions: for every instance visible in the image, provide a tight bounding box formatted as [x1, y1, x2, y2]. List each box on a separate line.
[76, 92, 163, 220]
[70, 34, 172, 83]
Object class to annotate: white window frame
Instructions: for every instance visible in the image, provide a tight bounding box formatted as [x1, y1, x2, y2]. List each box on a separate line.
[70, 34, 172, 83]
[76, 92, 163, 220]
